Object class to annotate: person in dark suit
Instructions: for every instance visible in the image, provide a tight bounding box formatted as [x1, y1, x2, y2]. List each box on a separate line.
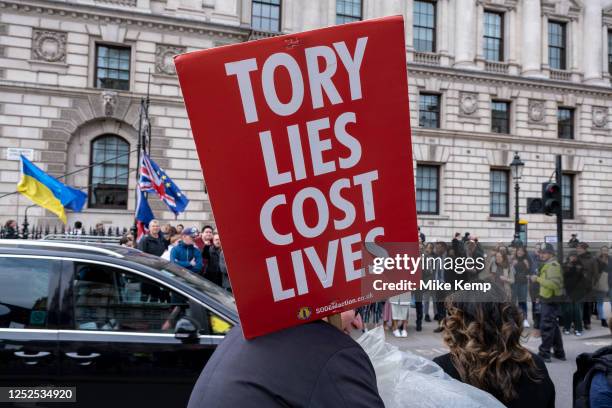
[188, 312, 384, 408]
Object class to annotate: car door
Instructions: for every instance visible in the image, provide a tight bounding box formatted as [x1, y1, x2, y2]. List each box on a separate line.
[0, 255, 61, 386]
[58, 259, 232, 407]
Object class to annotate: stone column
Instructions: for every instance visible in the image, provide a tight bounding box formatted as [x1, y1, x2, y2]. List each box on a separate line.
[438, 0, 451, 66]
[136, 0, 150, 9]
[438, 0, 449, 52]
[475, 2, 484, 61]
[583, 0, 604, 84]
[508, 9, 519, 75]
[603, 25, 611, 79]
[521, 0, 543, 77]
[540, 14, 549, 74]
[570, 18, 580, 80]
[453, 0, 476, 68]
[406, 0, 414, 50]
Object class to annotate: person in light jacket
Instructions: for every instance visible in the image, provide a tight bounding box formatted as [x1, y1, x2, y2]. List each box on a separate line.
[486, 252, 514, 298]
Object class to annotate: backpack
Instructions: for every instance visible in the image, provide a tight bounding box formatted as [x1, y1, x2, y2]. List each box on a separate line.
[573, 346, 612, 408]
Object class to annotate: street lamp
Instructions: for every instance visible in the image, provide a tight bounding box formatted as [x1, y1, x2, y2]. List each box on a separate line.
[510, 152, 525, 247]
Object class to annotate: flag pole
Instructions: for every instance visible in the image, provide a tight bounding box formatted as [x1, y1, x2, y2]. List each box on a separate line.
[133, 97, 145, 237]
[134, 70, 152, 236]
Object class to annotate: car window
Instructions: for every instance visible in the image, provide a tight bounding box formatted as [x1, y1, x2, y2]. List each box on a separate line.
[114, 250, 237, 313]
[72, 262, 232, 335]
[0, 257, 58, 329]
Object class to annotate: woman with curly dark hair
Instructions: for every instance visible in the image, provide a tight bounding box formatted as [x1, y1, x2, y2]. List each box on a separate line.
[433, 284, 555, 408]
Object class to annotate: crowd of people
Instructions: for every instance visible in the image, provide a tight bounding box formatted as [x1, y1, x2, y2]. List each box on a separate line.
[382, 232, 612, 339]
[3, 218, 612, 406]
[116, 220, 231, 292]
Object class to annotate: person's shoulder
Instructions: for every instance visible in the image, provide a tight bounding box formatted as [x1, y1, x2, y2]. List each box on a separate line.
[529, 352, 553, 384]
[433, 353, 452, 367]
[530, 351, 548, 370]
[433, 353, 459, 377]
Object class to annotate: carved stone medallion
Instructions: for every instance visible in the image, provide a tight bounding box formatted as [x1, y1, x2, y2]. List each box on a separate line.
[528, 100, 545, 123]
[592, 106, 608, 128]
[32, 29, 67, 63]
[155, 44, 186, 75]
[459, 92, 478, 115]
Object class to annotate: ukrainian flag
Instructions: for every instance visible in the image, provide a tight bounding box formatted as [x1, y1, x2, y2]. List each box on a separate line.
[17, 155, 87, 223]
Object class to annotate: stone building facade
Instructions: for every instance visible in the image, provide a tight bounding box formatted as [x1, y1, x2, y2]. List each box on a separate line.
[0, 0, 611, 242]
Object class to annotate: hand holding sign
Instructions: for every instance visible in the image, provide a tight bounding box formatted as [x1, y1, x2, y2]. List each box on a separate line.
[176, 16, 418, 338]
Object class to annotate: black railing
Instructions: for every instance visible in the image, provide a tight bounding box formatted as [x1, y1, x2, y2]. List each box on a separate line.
[0, 224, 130, 240]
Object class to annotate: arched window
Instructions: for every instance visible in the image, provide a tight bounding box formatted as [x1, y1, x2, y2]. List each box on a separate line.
[89, 135, 129, 209]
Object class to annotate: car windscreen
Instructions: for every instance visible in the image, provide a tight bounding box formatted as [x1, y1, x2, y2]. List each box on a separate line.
[122, 250, 237, 314]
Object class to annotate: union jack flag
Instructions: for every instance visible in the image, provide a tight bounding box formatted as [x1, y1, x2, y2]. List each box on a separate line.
[139, 152, 189, 215]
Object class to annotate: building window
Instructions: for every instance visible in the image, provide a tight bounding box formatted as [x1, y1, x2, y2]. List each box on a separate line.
[252, 0, 281, 32]
[491, 101, 510, 134]
[95, 44, 130, 91]
[548, 21, 566, 70]
[419, 93, 440, 128]
[336, 0, 362, 24]
[89, 135, 130, 209]
[608, 30, 612, 75]
[490, 169, 509, 217]
[416, 165, 439, 215]
[413, 1, 436, 52]
[483, 11, 504, 61]
[562, 173, 574, 219]
[557, 108, 574, 139]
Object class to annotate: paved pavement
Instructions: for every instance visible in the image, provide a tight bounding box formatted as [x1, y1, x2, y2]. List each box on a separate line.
[373, 306, 612, 408]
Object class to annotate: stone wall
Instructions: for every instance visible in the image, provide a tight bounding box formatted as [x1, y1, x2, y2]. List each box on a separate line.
[0, 0, 611, 242]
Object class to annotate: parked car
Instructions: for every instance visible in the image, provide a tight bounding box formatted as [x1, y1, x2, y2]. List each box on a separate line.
[0, 240, 239, 407]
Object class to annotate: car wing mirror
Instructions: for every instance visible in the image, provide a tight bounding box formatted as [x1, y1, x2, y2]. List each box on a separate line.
[174, 317, 199, 342]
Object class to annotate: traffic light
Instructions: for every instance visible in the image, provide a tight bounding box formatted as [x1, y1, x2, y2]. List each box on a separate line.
[542, 182, 561, 215]
[527, 197, 544, 214]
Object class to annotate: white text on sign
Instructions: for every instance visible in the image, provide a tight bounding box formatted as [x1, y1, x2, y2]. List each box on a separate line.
[225, 37, 385, 302]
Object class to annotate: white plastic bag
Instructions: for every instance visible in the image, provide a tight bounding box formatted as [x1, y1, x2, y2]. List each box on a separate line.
[356, 326, 505, 408]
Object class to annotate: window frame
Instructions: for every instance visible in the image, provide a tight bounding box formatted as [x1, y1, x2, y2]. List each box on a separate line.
[251, 0, 282, 33]
[416, 164, 440, 215]
[0, 256, 62, 330]
[562, 173, 574, 220]
[88, 134, 130, 210]
[491, 100, 511, 134]
[608, 29, 612, 75]
[548, 21, 567, 70]
[489, 169, 510, 217]
[413, 0, 437, 53]
[557, 107, 575, 139]
[94, 43, 131, 91]
[483, 10, 504, 62]
[418, 92, 441, 129]
[336, 0, 363, 25]
[65, 259, 234, 336]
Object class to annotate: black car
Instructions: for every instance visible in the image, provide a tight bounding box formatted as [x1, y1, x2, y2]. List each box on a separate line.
[0, 240, 239, 407]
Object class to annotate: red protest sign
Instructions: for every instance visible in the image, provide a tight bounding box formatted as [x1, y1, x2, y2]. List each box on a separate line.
[175, 16, 418, 339]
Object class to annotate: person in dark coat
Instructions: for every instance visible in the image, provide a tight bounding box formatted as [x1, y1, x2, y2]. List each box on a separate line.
[137, 219, 167, 257]
[569, 234, 580, 248]
[187, 313, 384, 408]
[200, 225, 214, 271]
[2, 220, 19, 239]
[204, 232, 224, 286]
[451, 232, 464, 257]
[577, 243, 599, 330]
[434, 285, 555, 408]
[562, 252, 587, 335]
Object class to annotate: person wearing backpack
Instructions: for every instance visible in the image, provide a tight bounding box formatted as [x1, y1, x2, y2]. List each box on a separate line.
[573, 319, 612, 408]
